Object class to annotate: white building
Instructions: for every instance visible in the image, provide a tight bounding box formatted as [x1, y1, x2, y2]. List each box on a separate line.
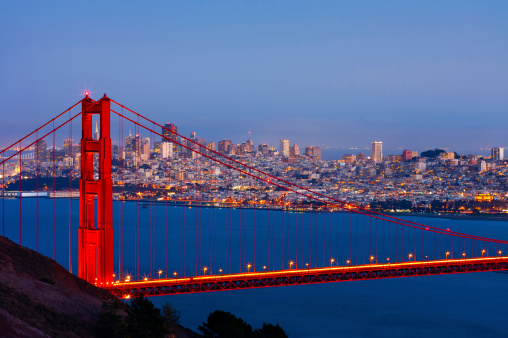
[279, 139, 290, 157]
[161, 142, 173, 159]
[372, 141, 383, 163]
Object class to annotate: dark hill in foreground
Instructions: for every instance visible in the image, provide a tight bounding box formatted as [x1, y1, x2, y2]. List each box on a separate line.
[0, 236, 120, 337]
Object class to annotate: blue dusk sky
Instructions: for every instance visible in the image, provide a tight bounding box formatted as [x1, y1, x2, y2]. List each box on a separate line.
[1, 1, 507, 156]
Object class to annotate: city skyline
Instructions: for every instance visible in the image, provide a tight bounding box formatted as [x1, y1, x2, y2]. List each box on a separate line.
[2, 120, 505, 162]
[1, 1, 507, 152]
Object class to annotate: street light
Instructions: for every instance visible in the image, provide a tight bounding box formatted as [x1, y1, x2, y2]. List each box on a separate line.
[370, 256, 375, 264]
[173, 271, 178, 278]
[498, 250, 503, 256]
[246, 264, 252, 272]
[203, 266, 208, 275]
[158, 270, 163, 278]
[219, 268, 223, 273]
[408, 253, 413, 261]
[305, 262, 309, 269]
[346, 260, 351, 266]
[445, 251, 450, 259]
[330, 258, 335, 267]
[462, 252, 466, 258]
[263, 265, 267, 271]
[289, 261, 294, 269]
[481, 249, 486, 257]
[386, 258, 390, 264]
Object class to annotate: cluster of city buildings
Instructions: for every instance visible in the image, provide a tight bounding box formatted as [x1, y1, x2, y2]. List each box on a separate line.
[1, 124, 508, 214]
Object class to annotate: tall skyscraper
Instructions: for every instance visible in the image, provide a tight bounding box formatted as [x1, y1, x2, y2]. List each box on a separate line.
[258, 144, 269, 156]
[372, 141, 383, 163]
[402, 149, 413, 161]
[304, 147, 313, 157]
[63, 138, 74, 155]
[279, 139, 290, 157]
[207, 142, 216, 151]
[289, 144, 300, 157]
[36, 139, 47, 162]
[140, 137, 150, 161]
[162, 123, 177, 143]
[218, 140, 231, 154]
[313, 147, 321, 160]
[303, 146, 321, 160]
[94, 121, 100, 141]
[162, 123, 179, 157]
[492, 147, 504, 160]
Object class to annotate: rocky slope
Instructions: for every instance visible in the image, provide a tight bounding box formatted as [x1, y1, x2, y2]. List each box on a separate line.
[0, 236, 120, 337]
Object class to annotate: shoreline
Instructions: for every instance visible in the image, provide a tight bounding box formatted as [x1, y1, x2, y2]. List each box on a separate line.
[4, 194, 508, 222]
[383, 212, 508, 222]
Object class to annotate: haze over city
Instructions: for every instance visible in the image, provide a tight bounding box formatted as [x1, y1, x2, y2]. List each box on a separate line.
[1, 1, 508, 155]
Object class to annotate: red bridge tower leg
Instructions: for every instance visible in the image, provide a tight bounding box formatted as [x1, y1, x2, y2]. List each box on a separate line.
[79, 94, 114, 286]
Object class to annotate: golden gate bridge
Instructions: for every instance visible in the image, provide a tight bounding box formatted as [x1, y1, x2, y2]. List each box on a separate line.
[1, 94, 507, 299]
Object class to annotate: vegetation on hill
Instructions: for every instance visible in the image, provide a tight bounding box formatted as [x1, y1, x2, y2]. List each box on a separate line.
[420, 149, 446, 158]
[0, 235, 288, 337]
[199, 310, 288, 338]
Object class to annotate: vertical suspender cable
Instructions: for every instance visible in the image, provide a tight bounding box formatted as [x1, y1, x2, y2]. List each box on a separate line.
[36, 131, 39, 252]
[68, 115, 73, 273]
[52, 121, 56, 259]
[19, 141, 22, 245]
[2, 163, 4, 237]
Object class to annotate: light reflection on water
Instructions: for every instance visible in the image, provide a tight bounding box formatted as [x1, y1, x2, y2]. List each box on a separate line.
[1, 199, 507, 337]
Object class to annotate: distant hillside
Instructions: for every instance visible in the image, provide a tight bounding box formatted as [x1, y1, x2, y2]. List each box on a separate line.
[0, 236, 120, 337]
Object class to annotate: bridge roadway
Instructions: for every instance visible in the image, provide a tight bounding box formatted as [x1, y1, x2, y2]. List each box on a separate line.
[104, 256, 508, 298]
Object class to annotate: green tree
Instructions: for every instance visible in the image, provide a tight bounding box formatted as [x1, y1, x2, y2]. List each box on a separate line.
[127, 296, 166, 338]
[96, 301, 128, 338]
[162, 302, 181, 329]
[198, 310, 254, 338]
[256, 323, 289, 338]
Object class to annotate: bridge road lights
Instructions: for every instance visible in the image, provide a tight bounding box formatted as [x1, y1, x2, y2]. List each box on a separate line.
[386, 258, 390, 265]
[173, 271, 178, 278]
[262, 266, 267, 272]
[305, 262, 309, 270]
[330, 258, 335, 267]
[408, 253, 413, 262]
[203, 267, 208, 275]
[482, 249, 486, 257]
[498, 250, 503, 256]
[446, 251, 450, 259]
[158, 270, 163, 279]
[289, 261, 294, 269]
[346, 260, 351, 267]
[369, 256, 375, 264]
[246, 264, 252, 273]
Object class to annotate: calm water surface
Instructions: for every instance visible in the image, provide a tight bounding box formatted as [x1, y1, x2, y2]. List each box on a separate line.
[2, 199, 507, 337]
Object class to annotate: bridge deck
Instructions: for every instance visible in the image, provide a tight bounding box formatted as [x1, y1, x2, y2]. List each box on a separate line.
[104, 256, 508, 298]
